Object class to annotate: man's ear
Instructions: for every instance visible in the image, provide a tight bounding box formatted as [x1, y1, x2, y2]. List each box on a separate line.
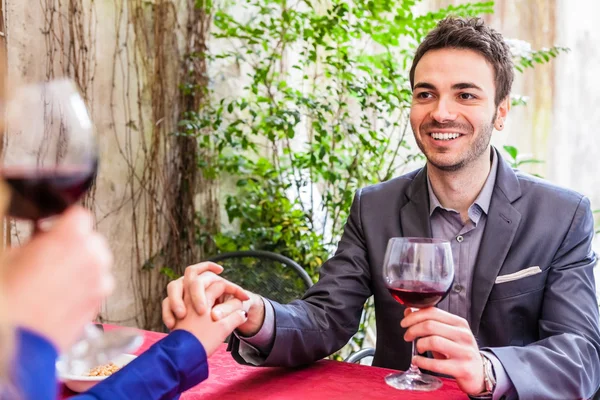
[494, 96, 511, 131]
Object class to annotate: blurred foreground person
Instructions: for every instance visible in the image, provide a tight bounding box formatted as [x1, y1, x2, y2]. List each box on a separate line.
[1, 201, 249, 399]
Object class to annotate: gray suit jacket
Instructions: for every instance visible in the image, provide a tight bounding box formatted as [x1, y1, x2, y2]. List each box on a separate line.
[229, 149, 600, 400]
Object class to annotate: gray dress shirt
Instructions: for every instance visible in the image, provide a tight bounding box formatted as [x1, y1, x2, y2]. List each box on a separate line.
[430, 153, 497, 324]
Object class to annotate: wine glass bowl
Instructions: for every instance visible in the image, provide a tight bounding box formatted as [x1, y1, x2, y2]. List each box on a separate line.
[383, 237, 454, 391]
[1, 79, 98, 221]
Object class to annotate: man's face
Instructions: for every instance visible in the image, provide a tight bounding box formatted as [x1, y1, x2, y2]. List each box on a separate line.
[410, 48, 505, 172]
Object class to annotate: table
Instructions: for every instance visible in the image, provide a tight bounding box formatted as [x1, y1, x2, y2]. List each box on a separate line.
[61, 327, 468, 400]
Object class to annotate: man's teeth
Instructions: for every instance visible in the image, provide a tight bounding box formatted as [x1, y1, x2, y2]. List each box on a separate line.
[431, 132, 460, 140]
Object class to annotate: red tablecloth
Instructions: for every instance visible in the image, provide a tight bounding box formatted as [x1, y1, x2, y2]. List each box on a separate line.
[61, 326, 469, 400]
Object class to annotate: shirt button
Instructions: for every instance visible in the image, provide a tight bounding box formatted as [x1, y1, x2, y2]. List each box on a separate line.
[456, 235, 464, 242]
[453, 284, 464, 293]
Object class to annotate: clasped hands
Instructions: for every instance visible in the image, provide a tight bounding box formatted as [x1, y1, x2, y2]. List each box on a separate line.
[162, 262, 264, 357]
[402, 307, 487, 395]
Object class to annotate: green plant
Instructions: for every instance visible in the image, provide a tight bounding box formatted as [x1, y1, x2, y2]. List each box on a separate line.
[502, 145, 545, 171]
[191, 0, 497, 270]
[181, 0, 566, 359]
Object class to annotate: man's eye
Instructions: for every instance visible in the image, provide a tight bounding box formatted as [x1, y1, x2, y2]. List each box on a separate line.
[416, 92, 433, 99]
[459, 93, 476, 100]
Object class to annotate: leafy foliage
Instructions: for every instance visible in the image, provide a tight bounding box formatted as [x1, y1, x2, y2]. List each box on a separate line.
[514, 47, 570, 73]
[502, 145, 545, 170]
[192, 0, 496, 276]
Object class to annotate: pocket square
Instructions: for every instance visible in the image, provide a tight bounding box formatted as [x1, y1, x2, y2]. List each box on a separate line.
[495, 266, 542, 284]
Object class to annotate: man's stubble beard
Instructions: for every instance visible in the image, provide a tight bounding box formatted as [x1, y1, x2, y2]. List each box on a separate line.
[412, 113, 496, 172]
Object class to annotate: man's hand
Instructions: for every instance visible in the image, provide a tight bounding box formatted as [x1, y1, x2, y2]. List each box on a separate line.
[401, 307, 486, 395]
[173, 280, 249, 357]
[162, 262, 251, 329]
[162, 262, 267, 337]
[213, 291, 265, 337]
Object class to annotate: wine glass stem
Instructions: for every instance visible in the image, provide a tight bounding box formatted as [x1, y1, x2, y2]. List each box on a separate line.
[408, 307, 420, 374]
[408, 339, 420, 374]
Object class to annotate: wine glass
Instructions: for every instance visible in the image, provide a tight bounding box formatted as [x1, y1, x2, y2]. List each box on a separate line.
[383, 237, 454, 391]
[0, 79, 142, 374]
[2, 79, 97, 223]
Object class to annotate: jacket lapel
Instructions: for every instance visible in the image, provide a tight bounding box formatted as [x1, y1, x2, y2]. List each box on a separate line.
[470, 149, 522, 335]
[400, 167, 432, 238]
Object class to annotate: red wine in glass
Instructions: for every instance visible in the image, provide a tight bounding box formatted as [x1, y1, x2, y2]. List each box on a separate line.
[387, 280, 451, 308]
[2, 162, 98, 221]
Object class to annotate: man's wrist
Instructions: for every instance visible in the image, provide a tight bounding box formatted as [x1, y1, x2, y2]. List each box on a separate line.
[236, 294, 266, 337]
[235, 297, 275, 356]
[469, 352, 496, 399]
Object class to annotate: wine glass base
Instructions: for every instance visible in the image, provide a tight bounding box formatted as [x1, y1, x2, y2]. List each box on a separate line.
[385, 370, 443, 391]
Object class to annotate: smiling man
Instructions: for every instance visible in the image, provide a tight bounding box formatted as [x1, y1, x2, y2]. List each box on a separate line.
[164, 17, 600, 400]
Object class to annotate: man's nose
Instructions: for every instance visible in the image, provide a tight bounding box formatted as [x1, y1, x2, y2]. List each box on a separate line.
[430, 99, 458, 123]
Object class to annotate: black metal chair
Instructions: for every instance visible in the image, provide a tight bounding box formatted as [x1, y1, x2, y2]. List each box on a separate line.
[206, 250, 313, 304]
[344, 348, 375, 364]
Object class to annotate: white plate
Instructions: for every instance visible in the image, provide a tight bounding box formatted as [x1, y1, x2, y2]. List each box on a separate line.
[56, 353, 137, 393]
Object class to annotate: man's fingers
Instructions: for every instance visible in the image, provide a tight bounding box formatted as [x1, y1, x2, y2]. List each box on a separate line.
[400, 307, 467, 329]
[162, 297, 177, 329]
[211, 297, 244, 321]
[403, 320, 474, 345]
[413, 354, 482, 389]
[218, 309, 249, 336]
[412, 355, 459, 378]
[204, 280, 249, 309]
[167, 277, 187, 319]
[414, 335, 465, 360]
[209, 280, 249, 303]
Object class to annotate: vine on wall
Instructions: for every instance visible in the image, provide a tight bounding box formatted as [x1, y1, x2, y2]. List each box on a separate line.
[36, 0, 218, 331]
[40, 0, 97, 208]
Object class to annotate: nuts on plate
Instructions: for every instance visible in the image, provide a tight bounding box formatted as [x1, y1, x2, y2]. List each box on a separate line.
[86, 362, 121, 377]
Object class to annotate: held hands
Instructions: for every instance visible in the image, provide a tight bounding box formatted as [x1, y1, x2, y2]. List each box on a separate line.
[162, 262, 266, 353]
[401, 307, 486, 395]
[2, 207, 114, 353]
[172, 280, 248, 357]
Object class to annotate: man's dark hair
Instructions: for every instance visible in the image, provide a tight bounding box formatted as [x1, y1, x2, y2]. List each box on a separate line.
[409, 17, 514, 106]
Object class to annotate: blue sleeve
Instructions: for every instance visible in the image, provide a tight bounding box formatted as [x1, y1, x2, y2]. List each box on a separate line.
[12, 327, 60, 400]
[75, 330, 209, 400]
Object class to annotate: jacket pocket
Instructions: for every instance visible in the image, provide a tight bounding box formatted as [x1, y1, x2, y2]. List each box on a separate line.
[495, 266, 542, 284]
[488, 267, 548, 301]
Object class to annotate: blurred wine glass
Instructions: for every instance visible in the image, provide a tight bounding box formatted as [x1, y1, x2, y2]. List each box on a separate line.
[2, 79, 97, 224]
[0, 79, 141, 374]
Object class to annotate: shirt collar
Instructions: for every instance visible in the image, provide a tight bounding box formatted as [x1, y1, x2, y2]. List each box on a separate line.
[427, 150, 498, 218]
